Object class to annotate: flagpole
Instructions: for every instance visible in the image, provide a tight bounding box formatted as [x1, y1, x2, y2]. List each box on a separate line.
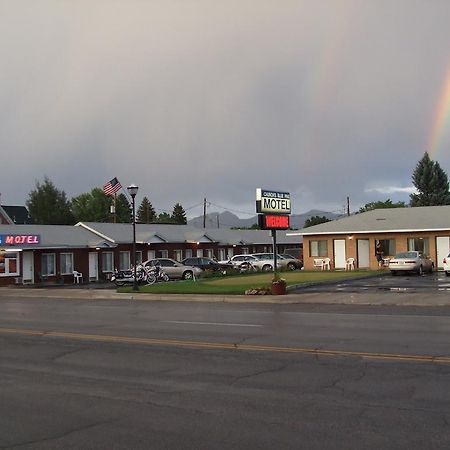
[113, 193, 117, 223]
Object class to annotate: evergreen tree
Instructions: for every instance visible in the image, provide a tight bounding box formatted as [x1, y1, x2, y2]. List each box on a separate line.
[410, 152, 450, 206]
[26, 176, 74, 224]
[137, 197, 156, 223]
[156, 212, 173, 223]
[171, 203, 187, 224]
[115, 193, 132, 223]
[304, 215, 331, 228]
[71, 188, 112, 222]
[359, 199, 406, 213]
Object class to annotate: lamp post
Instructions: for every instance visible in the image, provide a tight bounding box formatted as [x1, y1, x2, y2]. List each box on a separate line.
[127, 184, 139, 291]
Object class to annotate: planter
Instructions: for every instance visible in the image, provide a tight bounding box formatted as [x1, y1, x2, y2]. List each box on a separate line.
[271, 281, 287, 295]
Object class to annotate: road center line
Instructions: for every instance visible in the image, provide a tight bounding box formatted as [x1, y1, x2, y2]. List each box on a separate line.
[164, 320, 262, 327]
[1, 327, 449, 364]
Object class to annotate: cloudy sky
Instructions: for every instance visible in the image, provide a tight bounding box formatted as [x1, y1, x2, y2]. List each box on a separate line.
[1, 1, 449, 219]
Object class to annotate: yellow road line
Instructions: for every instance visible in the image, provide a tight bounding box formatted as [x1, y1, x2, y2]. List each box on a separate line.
[1, 327, 449, 364]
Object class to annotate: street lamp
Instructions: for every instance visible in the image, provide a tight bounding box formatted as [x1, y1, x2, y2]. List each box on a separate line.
[127, 184, 139, 291]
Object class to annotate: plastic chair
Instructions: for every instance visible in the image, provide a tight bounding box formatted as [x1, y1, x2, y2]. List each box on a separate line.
[322, 258, 331, 270]
[313, 259, 324, 270]
[345, 258, 355, 270]
[73, 270, 83, 284]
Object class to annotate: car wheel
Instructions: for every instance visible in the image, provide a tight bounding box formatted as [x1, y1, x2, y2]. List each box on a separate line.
[183, 270, 194, 280]
[418, 265, 423, 276]
[287, 262, 296, 271]
[262, 264, 273, 272]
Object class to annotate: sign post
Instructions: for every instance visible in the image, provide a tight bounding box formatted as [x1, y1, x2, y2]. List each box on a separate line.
[256, 189, 291, 275]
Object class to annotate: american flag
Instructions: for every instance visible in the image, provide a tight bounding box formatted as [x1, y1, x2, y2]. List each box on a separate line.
[103, 177, 122, 196]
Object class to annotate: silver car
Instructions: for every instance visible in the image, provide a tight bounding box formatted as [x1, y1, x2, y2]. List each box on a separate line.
[143, 258, 202, 280]
[221, 254, 278, 272]
[388, 251, 434, 276]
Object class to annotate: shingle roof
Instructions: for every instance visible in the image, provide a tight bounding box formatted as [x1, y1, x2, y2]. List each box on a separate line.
[77, 222, 302, 245]
[0, 225, 109, 249]
[290, 206, 450, 235]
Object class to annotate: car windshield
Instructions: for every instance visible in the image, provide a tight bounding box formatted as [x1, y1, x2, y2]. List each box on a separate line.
[394, 252, 418, 259]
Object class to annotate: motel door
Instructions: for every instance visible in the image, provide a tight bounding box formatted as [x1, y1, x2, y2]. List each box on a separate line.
[89, 252, 99, 281]
[333, 239, 346, 269]
[436, 236, 450, 270]
[22, 251, 34, 284]
[357, 239, 370, 269]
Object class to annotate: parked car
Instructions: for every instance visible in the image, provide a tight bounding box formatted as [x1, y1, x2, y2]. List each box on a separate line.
[221, 254, 279, 272]
[142, 258, 202, 280]
[279, 254, 303, 270]
[443, 252, 450, 276]
[251, 253, 303, 270]
[388, 251, 434, 275]
[181, 257, 233, 273]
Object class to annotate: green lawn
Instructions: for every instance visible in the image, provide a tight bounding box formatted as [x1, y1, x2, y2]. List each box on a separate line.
[118, 270, 382, 295]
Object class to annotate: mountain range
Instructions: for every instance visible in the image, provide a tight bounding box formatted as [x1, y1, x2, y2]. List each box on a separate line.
[187, 209, 341, 229]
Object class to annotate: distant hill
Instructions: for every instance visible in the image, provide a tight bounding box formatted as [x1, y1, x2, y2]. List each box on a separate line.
[187, 209, 341, 229]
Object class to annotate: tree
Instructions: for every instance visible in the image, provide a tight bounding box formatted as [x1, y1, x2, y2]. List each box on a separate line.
[115, 193, 132, 223]
[71, 188, 113, 222]
[304, 215, 331, 228]
[410, 152, 450, 206]
[137, 197, 156, 223]
[171, 203, 187, 225]
[359, 199, 406, 213]
[26, 176, 74, 224]
[156, 212, 173, 223]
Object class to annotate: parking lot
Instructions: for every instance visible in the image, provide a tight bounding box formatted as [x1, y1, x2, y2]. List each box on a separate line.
[299, 270, 450, 293]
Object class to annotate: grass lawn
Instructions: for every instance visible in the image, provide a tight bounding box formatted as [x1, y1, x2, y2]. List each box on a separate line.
[118, 270, 382, 295]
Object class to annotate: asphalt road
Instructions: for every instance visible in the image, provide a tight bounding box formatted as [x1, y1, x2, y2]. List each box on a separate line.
[1, 292, 450, 449]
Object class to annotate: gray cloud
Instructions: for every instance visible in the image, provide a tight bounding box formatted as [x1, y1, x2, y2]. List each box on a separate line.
[1, 1, 449, 218]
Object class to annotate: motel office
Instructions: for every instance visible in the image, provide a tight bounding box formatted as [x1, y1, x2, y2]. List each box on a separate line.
[0, 222, 301, 286]
[293, 205, 450, 271]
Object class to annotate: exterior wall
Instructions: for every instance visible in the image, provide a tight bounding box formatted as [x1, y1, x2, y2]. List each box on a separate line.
[303, 231, 449, 270]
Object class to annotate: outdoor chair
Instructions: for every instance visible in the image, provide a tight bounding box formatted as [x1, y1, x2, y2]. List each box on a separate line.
[73, 270, 84, 284]
[345, 258, 355, 270]
[322, 258, 331, 270]
[313, 259, 325, 270]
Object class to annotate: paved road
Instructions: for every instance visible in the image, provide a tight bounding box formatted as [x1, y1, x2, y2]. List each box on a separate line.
[1, 293, 450, 449]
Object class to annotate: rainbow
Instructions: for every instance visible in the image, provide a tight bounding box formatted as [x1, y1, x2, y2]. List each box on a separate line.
[428, 65, 450, 158]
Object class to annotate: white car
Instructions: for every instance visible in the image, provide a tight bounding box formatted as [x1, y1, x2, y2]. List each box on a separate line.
[388, 251, 434, 276]
[443, 252, 450, 276]
[221, 254, 278, 272]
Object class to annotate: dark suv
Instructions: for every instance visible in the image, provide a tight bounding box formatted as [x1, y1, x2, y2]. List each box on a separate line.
[182, 257, 232, 273]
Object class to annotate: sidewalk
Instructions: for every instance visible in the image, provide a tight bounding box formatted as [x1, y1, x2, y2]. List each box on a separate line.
[1, 285, 450, 306]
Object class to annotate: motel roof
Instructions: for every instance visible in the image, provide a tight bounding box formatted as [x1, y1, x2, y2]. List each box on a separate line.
[289, 205, 450, 236]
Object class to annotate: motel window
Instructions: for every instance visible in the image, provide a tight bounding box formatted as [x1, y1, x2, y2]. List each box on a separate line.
[375, 239, 396, 257]
[196, 248, 203, 257]
[147, 250, 156, 260]
[102, 252, 114, 273]
[205, 249, 214, 258]
[218, 248, 227, 261]
[174, 249, 183, 261]
[185, 249, 192, 259]
[242, 248, 249, 254]
[159, 250, 169, 258]
[0, 252, 19, 276]
[408, 238, 430, 255]
[60, 253, 74, 275]
[136, 251, 143, 265]
[42, 253, 56, 276]
[119, 251, 130, 270]
[309, 240, 328, 257]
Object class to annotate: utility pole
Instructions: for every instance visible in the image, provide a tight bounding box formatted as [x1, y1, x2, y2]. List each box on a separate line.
[216, 213, 219, 229]
[203, 198, 207, 228]
[347, 196, 350, 216]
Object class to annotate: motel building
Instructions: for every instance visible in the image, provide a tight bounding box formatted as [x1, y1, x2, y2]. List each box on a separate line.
[287, 206, 450, 270]
[0, 222, 301, 286]
[289, 205, 450, 271]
